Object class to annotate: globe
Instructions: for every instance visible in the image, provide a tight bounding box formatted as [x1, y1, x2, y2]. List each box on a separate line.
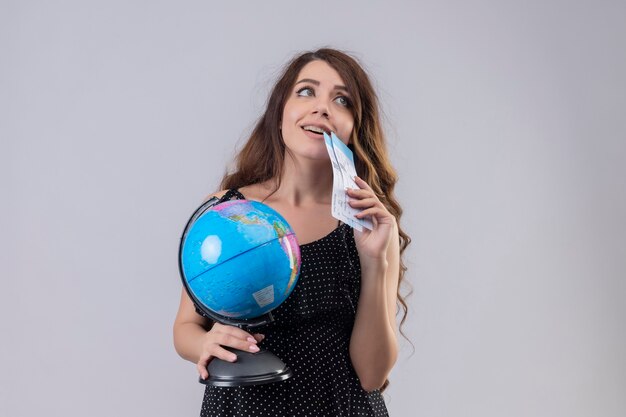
[180, 199, 301, 320]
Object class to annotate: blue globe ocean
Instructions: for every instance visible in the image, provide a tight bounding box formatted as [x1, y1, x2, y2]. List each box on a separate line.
[180, 199, 301, 319]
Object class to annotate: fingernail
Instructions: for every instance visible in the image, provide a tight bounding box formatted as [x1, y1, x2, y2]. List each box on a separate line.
[230, 354, 237, 362]
[250, 344, 260, 352]
[247, 337, 256, 343]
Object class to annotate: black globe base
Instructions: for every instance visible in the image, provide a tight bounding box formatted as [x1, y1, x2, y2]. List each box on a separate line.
[200, 347, 292, 387]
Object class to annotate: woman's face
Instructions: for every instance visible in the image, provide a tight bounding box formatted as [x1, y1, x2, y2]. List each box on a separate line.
[281, 60, 355, 161]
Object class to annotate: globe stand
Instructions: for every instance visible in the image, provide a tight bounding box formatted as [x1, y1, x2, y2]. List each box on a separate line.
[198, 313, 293, 387]
[200, 347, 292, 387]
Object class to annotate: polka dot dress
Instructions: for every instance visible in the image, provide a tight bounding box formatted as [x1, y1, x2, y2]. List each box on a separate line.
[199, 190, 389, 417]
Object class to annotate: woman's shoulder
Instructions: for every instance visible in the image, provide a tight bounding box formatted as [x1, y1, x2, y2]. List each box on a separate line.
[203, 189, 230, 202]
[204, 182, 273, 203]
[237, 181, 276, 202]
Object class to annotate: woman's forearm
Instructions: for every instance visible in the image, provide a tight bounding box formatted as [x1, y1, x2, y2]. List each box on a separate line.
[349, 260, 399, 392]
[173, 320, 211, 364]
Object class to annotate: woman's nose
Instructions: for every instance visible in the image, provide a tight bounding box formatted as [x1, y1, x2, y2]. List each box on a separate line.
[312, 97, 330, 118]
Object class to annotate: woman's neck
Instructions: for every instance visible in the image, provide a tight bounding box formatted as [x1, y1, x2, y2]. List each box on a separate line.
[271, 156, 334, 205]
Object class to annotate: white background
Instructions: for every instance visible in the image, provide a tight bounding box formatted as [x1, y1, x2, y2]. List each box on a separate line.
[2, 1, 625, 416]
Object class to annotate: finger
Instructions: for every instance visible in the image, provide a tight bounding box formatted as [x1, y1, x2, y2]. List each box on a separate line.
[346, 189, 384, 208]
[354, 175, 374, 191]
[197, 362, 210, 380]
[348, 197, 381, 209]
[217, 333, 261, 353]
[253, 333, 265, 343]
[355, 207, 393, 222]
[346, 187, 375, 199]
[217, 325, 260, 345]
[210, 345, 240, 362]
[197, 354, 214, 380]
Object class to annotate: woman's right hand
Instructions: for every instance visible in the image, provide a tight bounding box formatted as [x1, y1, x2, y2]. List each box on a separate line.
[197, 322, 265, 380]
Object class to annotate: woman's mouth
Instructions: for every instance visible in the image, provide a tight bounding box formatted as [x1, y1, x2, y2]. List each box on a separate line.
[302, 125, 329, 137]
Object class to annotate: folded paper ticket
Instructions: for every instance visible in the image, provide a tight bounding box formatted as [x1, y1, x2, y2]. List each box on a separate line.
[323, 132, 373, 231]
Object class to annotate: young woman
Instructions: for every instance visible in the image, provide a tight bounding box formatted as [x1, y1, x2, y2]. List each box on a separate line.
[174, 48, 410, 417]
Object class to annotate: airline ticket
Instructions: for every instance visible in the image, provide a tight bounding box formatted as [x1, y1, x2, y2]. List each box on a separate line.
[323, 132, 373, 231]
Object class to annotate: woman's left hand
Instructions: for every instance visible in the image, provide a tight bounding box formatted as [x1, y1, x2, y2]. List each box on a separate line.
[347, 176, 397, 262]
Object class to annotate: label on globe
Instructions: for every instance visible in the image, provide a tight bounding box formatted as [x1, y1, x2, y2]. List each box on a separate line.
[253, 285, 275, 308]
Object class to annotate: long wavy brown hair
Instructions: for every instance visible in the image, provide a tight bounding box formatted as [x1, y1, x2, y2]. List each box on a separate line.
[220, 48, 411, 388]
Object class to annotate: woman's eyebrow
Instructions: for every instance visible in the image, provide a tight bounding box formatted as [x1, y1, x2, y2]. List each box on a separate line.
[296, 78, 320, 86]
[295, 78, 349, 93]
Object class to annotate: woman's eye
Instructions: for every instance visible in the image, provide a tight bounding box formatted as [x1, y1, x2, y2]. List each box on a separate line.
[335, 96, 350, 107]
[296, 87, 314, 97]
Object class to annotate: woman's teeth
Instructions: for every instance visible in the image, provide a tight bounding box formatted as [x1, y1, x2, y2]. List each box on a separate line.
[303, 126, 326, 134]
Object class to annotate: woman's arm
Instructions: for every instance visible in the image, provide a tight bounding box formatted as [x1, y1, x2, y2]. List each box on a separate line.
[173, 289, 212, 364]
[346, 177, 401, 392]
[173, 288, 265, 379]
